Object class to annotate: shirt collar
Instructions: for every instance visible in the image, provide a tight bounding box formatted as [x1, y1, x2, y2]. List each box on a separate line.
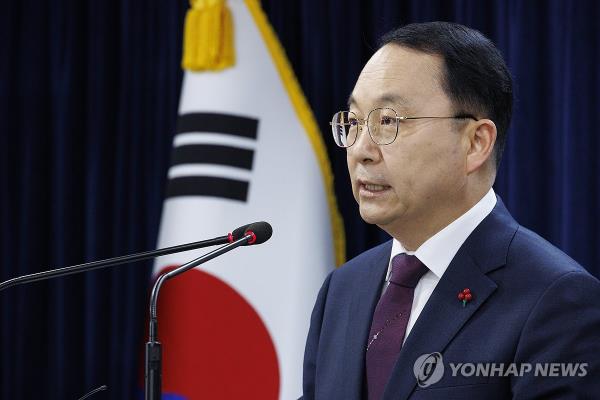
[387, 188, 497, 280]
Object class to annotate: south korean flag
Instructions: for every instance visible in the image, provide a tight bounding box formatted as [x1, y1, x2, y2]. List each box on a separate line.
[151, 1, 345, 399]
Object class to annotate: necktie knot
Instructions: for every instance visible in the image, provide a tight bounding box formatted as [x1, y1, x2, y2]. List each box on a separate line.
[389, 254, 428, 288]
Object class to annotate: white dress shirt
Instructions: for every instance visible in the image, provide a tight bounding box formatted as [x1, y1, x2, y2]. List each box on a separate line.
[382, 188, 497, 343]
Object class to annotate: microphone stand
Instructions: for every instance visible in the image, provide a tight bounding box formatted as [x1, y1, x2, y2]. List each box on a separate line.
[145, 233, 254, 400]
[0, 221, 265, 400]
[0, 220, 268, 400]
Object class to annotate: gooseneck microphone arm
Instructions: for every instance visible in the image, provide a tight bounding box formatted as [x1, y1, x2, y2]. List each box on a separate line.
[148, 232, 254, 342]
[0, 223, 262, 292]
[145, 233, 254, 400]
[0, 222, 256, 293]
[0, 236, 229, 292]
[144, 221, 272, 400]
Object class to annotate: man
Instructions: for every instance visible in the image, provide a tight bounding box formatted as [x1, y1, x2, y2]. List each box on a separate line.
[301, 22, 600, 399]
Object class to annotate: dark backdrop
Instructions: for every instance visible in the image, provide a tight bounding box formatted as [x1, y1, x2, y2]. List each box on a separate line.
[1, 0, 598, 399]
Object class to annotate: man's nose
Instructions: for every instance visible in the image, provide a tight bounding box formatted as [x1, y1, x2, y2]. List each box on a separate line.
[348, 125, 381, 163]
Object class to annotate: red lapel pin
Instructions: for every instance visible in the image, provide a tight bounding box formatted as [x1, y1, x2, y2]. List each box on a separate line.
[458, 288, 472, 307]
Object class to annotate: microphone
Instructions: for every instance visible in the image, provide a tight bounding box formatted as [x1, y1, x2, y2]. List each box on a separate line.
[0, 222, 264, 292]
[0, 219, 272, 400]
[237, 221, 273, 246]
[145, 221, 272, 400]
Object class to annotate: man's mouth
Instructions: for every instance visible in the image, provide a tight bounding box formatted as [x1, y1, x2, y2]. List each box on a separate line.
[363, 183, 389, 191]
[358, 180, 392, 196]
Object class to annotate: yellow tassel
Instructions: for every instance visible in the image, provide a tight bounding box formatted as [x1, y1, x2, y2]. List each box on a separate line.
[182, 0, 235, 71]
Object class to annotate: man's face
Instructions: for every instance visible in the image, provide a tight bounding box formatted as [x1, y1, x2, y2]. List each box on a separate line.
[347, 44, 470, 236]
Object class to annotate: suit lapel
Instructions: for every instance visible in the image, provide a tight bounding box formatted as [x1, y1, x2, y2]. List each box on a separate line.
[382, 197, 519, 400]
[382, 251, 498, 400]
[343, 241, 391, 400]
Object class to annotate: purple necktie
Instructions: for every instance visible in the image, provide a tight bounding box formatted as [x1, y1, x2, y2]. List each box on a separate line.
[365, 254, 429, 400]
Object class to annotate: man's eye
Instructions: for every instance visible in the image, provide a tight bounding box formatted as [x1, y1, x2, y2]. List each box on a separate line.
[348, 118, 359, 126]
[380, 116, 394, 125]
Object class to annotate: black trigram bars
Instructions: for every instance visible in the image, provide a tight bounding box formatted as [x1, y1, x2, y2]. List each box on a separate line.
[166, 112, 259, 202]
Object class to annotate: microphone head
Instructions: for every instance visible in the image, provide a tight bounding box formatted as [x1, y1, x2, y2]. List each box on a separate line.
[230, 223, 252, 242]
[243, 221, 272, 245]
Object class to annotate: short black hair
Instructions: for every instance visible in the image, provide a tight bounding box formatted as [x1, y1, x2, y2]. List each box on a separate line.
[380, 21, 513, 169]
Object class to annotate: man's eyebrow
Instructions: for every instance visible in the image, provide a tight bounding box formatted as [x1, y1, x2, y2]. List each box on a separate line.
[378, 93, 411, 107]
[346, 93, 412, 110]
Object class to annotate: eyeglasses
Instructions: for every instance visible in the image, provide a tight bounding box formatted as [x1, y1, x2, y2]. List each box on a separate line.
[330, 107, 477, 148]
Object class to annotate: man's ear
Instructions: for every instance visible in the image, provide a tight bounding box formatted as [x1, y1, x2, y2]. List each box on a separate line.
[466, 119, 496, 174]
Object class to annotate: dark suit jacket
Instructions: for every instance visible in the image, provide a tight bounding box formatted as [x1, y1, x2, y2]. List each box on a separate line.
[302, 198, 600, 399]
